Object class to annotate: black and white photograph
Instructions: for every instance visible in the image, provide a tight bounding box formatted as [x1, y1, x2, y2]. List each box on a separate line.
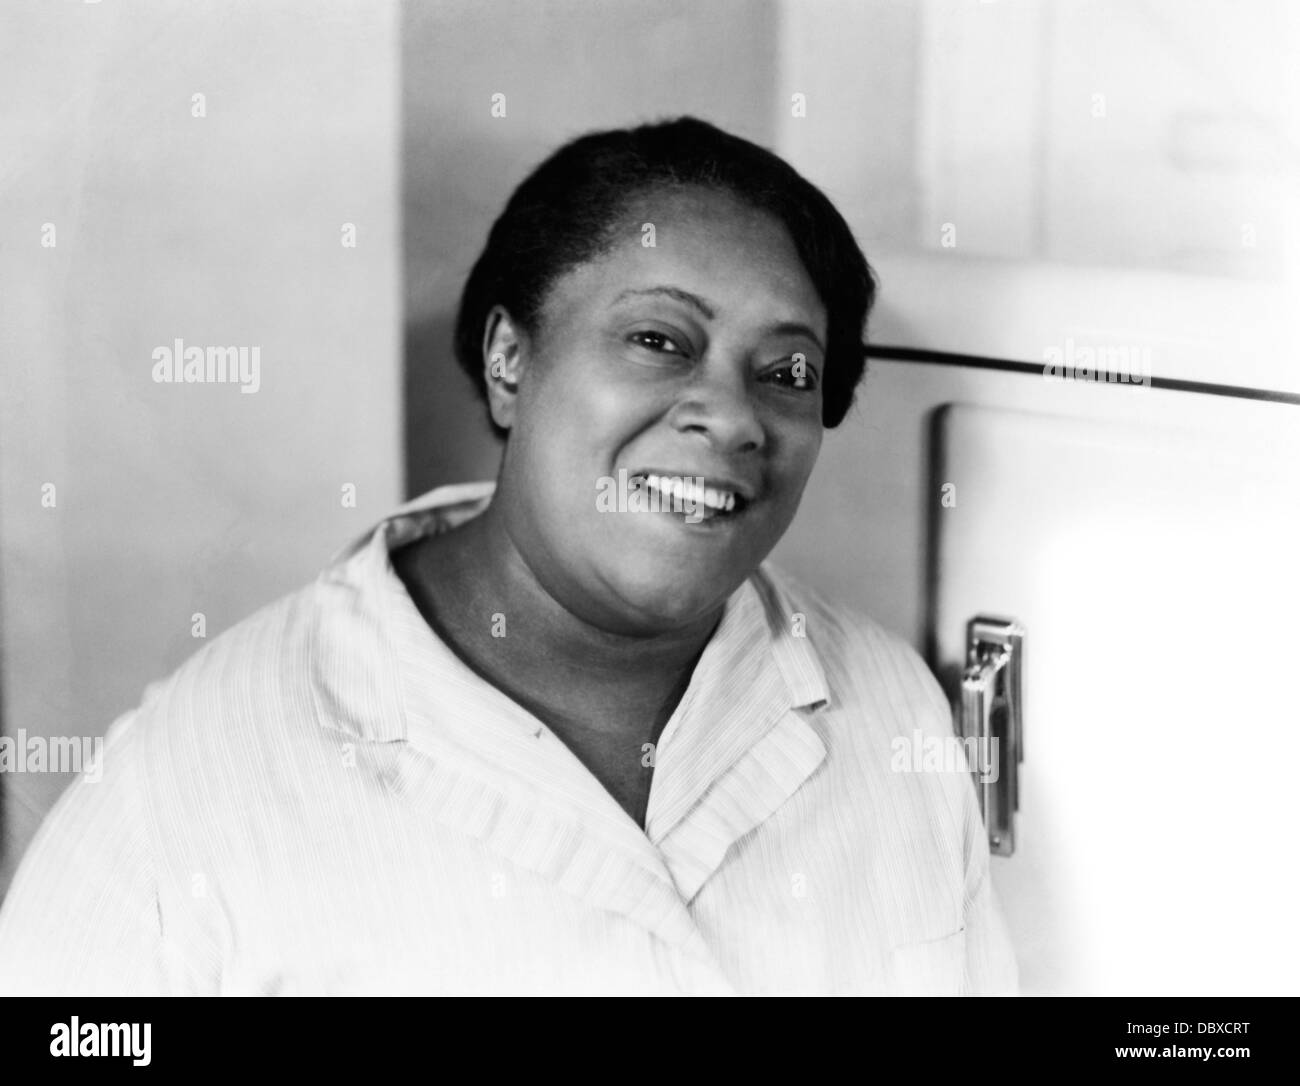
[0, 0, 1296, 1055]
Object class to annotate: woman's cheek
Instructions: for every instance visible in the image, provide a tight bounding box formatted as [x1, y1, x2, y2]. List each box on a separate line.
[574, 369, 667, 430]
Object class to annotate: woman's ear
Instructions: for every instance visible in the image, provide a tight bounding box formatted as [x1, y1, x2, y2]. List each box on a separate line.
[481, 306, 526, 431]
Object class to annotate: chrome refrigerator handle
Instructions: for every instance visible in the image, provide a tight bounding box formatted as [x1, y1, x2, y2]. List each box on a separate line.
[960, 616, 1025, 857]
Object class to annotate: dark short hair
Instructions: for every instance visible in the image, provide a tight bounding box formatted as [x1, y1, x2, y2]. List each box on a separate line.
[453, 116, 876, 435]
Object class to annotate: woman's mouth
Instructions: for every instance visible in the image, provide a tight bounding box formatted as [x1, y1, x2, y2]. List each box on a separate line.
[628, 472, 752, 524]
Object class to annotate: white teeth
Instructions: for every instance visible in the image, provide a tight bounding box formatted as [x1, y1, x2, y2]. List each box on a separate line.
[639, 474, 738, 513]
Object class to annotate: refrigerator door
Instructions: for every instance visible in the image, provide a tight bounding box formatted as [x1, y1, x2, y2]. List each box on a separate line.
[932, 401, 1300, 995]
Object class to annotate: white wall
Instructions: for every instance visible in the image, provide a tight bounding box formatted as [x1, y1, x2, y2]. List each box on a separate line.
[0, 0, 403, 896]
[770, 0, 1300, 644]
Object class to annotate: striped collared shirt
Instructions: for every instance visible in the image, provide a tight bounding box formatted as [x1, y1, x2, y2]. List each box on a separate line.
[0, 482, 1017, 995]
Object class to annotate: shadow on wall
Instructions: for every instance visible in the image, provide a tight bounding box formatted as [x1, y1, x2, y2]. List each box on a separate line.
[401, 124, 510, 496]
[405, 309, 501, 496]
[399, 0, 781, 497]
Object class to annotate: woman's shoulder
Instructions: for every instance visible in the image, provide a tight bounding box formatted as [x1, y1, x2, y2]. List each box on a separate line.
[121, 573, 350, 764]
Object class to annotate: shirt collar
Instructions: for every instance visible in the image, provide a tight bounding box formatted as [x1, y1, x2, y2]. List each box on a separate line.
[313, 480, 830, 744]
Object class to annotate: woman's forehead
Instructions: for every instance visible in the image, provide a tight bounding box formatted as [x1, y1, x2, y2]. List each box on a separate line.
[553, 187, 827, 329]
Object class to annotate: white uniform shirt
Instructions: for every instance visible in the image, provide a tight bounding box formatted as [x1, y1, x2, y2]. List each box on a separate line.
[0, 482, 1017, 995]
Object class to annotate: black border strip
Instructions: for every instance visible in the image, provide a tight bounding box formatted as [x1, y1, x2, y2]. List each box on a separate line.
[867, 344, 1300, 406]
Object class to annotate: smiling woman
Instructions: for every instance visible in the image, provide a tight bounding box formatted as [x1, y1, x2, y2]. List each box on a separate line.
[0, 117, 1017, 996]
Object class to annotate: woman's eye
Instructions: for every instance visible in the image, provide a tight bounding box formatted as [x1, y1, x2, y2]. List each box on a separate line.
[628, 330, 686, 355]
[765, 357, 820, 391]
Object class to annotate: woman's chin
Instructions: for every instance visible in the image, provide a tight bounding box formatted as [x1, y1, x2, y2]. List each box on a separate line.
[599, 561, 742, 632]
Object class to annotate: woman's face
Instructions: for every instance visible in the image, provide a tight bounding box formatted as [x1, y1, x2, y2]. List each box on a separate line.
[491, 186, 829, 635]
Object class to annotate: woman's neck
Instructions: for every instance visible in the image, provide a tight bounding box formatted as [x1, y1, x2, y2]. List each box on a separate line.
[392, 502, 721, 742]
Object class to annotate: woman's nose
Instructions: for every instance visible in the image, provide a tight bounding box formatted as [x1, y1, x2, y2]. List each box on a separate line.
[667, 367, 765, 454]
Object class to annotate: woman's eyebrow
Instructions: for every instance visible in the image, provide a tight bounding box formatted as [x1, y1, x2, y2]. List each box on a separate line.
[764, 320, 825, 354]
[611, 285, 716, 320]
